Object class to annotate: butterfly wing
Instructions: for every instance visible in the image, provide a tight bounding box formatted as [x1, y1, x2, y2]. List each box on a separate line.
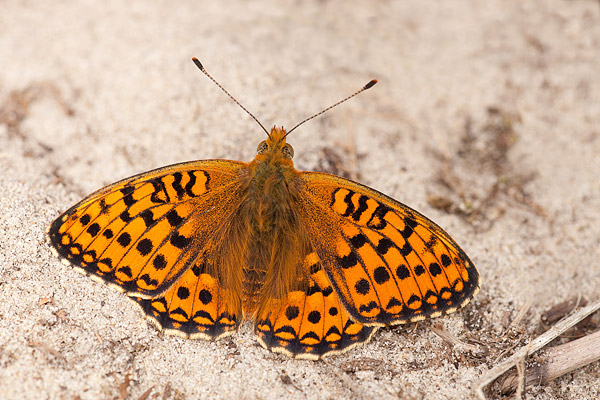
[255, 251, 377, 359]
[296, 172, 480, 327]
[48, 160, 248, 338]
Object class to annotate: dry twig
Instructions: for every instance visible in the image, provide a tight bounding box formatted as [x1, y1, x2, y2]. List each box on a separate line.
[498, 329, 600, 394]
[474, 298, 600, 399]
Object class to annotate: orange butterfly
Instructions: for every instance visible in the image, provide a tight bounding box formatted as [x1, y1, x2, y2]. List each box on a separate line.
[47, 58, 480, 359]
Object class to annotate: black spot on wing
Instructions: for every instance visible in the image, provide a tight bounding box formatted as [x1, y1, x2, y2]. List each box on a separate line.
[177, 286, 190, 300]
[355, 279, 371, 295]
[99, 198, 108, 212]
[117, 232, 131, 247]
[153, 254, 167, 270]
[118, 265, 133, 278]
[396, 264, 410, 280]
[349, 233, 367, 249]
[120, 210, 133, 222]
[386, 297, 402, 308]
[120, 185, 135, 196]
[170, 307, 189, 320]
[166, 209, 184, 227]
[285, 306, 300, 320]
[136, 238, 153, 256]
[441, 254, 452, 267]
[306, 282, 321, 296]
[400, 242, 413, 256]
[400, 224, 413, 239]
[309, 262, 322, 275]
[198, 289, 212, 305]
[359, 301, 378, 313]
[170, 233, 189, 249]
[123, 193, 135, 206]
[87, 223, 100, 237]
[429, 262, 442, 276]
[414, 265, 425, 276]
[139, 209, 156, 228]
[407, 295, 420, 307]
[307, 310, 321, 324]
[404, 216, 418, 228]
[80, 214, 91, 225]
[373, 266, 391, 284]
[139, 273, 159, 287]
[337, 252, 358, 269]
[375, 238, 393, 255]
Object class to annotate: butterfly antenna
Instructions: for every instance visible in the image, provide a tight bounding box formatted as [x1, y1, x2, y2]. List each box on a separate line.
[192, 58, 270, 137]
[285, 79, 378, 137]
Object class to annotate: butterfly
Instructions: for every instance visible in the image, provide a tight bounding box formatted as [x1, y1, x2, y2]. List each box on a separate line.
[47, 58, 480, 359]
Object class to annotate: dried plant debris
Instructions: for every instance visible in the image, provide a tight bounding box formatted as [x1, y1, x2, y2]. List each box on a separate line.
[428, 106, 544, 230]
[496, 329, 600, 396]
[541, 296, 588, 326]
[475, 298, 600, 399]
[538, 296, 598, 341]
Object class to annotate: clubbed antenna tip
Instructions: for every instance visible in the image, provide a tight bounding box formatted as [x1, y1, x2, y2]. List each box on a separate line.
[365, 79, 378, 89]
[192, 57, 269, 136]
[285, 78, 379, 137]
[192, 57, 204, 71]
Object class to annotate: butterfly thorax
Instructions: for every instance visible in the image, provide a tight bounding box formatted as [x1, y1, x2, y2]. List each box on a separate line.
[226, 127, 309, 317]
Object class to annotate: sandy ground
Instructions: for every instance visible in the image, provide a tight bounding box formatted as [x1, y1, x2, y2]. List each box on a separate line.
[1, 1, 599, 399]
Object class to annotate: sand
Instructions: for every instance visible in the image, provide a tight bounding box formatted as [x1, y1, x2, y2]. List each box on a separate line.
[0, 1, 599, 399]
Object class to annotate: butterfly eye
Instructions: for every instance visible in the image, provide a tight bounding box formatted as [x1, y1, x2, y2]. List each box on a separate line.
[257, 140, 268, 154]
[282, 143, 294, 159]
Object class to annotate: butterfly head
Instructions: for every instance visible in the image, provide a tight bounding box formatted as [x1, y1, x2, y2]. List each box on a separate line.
[256, 126, 294, 160]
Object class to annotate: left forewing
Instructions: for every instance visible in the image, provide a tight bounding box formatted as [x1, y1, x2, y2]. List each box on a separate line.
[47, 160, 247, 298]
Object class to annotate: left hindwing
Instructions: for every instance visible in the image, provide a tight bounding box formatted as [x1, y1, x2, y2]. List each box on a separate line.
[296, 172, 480, 326]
